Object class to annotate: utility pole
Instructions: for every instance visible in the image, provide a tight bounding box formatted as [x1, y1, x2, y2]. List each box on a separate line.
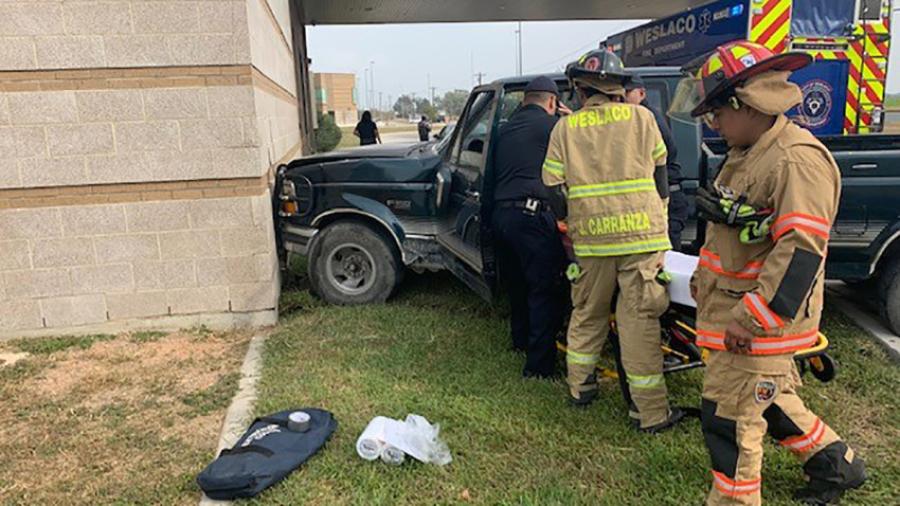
[363, 68, 369, 110]
[430, 86, 437, 106]
[474, 72, 486, 85]
[516, 21, 523, 76]
[378, 91, 383, 113]
[369, 60, 375, 111]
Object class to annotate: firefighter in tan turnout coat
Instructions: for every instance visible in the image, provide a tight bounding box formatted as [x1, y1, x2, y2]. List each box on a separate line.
[542, 49, 685, 433]
[687, 41, 867, 505]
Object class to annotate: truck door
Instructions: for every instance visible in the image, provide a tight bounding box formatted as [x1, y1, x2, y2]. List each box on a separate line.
[436, 86, 499, 300]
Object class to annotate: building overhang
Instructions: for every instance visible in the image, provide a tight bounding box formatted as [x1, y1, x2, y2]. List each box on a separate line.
[298, 0, 710, 25]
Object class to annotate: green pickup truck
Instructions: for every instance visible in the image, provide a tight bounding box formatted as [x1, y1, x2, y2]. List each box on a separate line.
[275, 68, 900, 333]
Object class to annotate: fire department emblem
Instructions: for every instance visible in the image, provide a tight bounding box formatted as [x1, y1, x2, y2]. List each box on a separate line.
[699, 10, 712, 34]
[799, 79, 833, 129]
[754, 380, 777, 403]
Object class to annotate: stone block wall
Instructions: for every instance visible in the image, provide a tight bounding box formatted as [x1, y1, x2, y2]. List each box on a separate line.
[0, 1, 307, 336]
[0, 192, 277, 332]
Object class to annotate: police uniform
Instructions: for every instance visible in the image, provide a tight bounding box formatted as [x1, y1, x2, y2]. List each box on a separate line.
[543, 50, 680, 431]
[488, 76, 567, 378]
[689, 41, 866, 505]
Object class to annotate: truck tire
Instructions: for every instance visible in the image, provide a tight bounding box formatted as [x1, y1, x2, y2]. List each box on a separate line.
[308, 221, 401, 305]
[878, 257, 900, 335]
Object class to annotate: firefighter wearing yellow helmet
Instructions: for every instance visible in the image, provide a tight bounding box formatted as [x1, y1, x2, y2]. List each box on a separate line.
[688, 41, 867, 505]
[542, 49, 685, 433]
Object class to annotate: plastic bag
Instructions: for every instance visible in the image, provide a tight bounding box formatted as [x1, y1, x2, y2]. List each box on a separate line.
[355, 413, 451, 466]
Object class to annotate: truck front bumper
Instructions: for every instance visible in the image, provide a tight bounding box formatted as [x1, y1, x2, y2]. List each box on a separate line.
[282, 224, 319, 256]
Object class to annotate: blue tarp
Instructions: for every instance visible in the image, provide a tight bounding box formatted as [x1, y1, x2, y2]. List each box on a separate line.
[791, 0, 855, 37]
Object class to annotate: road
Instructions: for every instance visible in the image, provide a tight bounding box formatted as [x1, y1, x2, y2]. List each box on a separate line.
[380, 129, 422, 144]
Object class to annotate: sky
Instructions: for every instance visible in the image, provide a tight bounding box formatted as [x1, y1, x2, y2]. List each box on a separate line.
[307, 12, 900, 111]
[307, 20, 645, 110]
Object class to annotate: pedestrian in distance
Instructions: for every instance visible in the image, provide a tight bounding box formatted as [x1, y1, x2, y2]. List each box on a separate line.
[417, 115, 432, 142]
[354, 110, 382, 146]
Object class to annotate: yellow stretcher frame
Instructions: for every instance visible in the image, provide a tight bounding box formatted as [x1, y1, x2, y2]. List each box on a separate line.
[556, 317, 834, 381]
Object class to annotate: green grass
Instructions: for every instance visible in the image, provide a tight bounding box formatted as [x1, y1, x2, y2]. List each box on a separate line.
[335, 124, 430, 150]
[10, 333, 115, 354]
[0, 331, 251, 505]
[129, 330, 168, 343]
[884, 94, 900, 109]
[180, 372, 241, 417]
[251, 271, 900, 505]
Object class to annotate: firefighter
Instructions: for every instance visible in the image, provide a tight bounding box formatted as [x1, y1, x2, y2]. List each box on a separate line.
[542, 49, 685, 433]
[624, 74, 689, 250]
[687, 41, 866, 505]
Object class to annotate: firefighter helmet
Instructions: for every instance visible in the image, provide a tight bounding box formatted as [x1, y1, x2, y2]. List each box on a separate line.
[691, 40, 811, 117]
[565, 48, 629, 89]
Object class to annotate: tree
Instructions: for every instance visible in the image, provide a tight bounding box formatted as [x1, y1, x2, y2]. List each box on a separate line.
[392, 95, 416, 118]
[439, 90, 469, 119]
[414, 98, 437, 120]
[315, 113, 341, 152]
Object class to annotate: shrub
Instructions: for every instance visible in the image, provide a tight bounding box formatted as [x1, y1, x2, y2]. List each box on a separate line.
[315, 113, 342, 152]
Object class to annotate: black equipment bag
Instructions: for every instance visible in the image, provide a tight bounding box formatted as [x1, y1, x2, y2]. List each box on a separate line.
[197, 408, 337, 500]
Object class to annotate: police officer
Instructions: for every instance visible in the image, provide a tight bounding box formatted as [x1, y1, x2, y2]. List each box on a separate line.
[542, 50, 684, 432]
[688, 41, 866, 505]
[488, 75, 569, 378]
[624, 75, 689, 250]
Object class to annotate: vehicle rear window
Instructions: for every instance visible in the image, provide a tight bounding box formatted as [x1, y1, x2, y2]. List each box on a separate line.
[791, 0, 855, 37]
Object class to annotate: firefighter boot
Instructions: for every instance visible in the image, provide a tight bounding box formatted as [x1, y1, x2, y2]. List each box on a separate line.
[793, 441, 867, 505]
[639, 407, 687, 434]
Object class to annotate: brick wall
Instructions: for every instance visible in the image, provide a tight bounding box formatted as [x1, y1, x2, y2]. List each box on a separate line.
[0, 0, 306, 335]
[0, 194, 277, 331]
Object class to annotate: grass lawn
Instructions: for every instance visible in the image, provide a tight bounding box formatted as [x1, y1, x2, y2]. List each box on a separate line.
[252, 269, 900, 505]
[335, 124, 443, 150]
[0, 328, 251, 505]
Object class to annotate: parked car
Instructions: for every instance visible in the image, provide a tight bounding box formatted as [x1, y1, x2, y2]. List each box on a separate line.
[274, 69, 900, 333]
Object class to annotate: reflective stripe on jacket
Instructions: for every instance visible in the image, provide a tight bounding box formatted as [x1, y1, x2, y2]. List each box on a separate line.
[690, 115, 840, 371]
[542, 95, 670, 257]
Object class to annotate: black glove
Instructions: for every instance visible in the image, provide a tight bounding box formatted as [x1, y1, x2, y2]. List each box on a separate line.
[697, 183, 775, 244]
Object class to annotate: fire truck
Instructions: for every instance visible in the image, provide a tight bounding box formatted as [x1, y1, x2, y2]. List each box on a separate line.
[605, 0, 892, 135]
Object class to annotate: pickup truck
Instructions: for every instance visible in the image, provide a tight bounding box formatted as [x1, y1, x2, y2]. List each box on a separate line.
[274, 68, 900, 333]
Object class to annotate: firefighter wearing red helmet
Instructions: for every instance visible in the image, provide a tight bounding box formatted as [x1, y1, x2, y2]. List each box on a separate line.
[687, 41, 867, 505]
[543, 49, 685, 432]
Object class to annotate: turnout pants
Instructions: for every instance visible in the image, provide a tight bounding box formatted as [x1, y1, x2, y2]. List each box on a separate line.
[566, 251, 670, 427]
[701, 355, 856, 505]
[492, 208, 566, 377]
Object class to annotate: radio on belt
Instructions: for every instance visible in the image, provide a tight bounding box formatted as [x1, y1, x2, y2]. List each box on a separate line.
[287, 411, 311, 432]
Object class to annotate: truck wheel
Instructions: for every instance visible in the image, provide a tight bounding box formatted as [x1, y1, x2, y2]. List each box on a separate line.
[309, 221, 401, 305]
[878, 258, 900, 335]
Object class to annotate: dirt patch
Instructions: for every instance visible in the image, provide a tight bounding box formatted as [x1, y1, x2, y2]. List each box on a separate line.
[0, 352, 29, 368]
[0, 330, 251, 505]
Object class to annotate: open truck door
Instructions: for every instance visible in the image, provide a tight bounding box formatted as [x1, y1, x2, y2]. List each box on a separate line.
[436, 85, 500, 301]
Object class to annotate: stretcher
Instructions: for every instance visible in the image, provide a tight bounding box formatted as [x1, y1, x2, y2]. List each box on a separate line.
[556, 251, 837, 384]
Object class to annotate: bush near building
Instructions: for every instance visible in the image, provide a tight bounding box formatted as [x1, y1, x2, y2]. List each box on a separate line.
[316, 113, 343, 152]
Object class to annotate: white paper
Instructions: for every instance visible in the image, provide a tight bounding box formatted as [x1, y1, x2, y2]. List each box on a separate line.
[355, 414, 451, 465]
[664, 251, 699, 308]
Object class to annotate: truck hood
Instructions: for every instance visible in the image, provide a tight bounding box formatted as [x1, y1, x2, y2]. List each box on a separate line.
[300, 143, 425, 162]
[284, 143, 443, 184]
